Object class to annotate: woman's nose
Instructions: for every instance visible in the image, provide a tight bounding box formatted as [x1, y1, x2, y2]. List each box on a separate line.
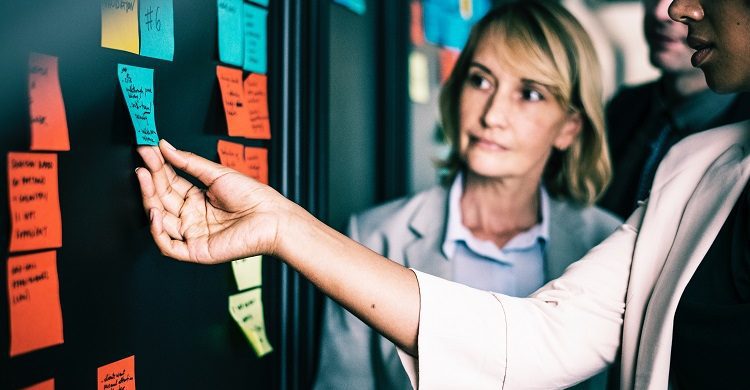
[481, 93, 510, 128]
[668, 0, 704, 24]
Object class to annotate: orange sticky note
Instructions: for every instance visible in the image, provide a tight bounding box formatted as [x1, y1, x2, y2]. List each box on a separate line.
[29, 53, 70, 151]
[243, 74, 271, 140]
[98, 355, 136, 390]
[8, 152, 62, 253]
[244, 147, 268, 185]
[217, 65, 252, 137]
[410, 0, 425, 46]
[8, 251, 64, 357]
[439, 48, 460, 83]
[217, 139, 246, 172]
[21, 378, 55, 390]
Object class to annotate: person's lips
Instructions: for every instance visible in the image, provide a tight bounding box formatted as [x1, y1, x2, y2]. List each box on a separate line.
[686, 36, 714, 67]
[469, 134, 508, 151]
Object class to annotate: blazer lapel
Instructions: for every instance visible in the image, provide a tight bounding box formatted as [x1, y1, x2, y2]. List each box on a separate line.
[546, 199, 583, 280]
[633, 144, 750, 389]
[403, 186, 452, 279]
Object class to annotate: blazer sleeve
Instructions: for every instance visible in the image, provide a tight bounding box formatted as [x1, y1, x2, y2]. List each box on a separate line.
[314, 214, 379, 390]
[400, 207, 645, 389]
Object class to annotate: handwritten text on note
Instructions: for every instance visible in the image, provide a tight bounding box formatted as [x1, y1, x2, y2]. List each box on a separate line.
[216, 65, 251, 137]
[243, 3, 267, 74]
[101, 0, 140, 54]
[8, 251, 64, 357]
[98, 355, 136, 390]
[29, 53, 70, 151]
[118, 64, 158, 145]
[218, 0, 244, 66]
[229, 289, 273, 357]
[8, 152, 62, 253]
[243, 73, 271, 140]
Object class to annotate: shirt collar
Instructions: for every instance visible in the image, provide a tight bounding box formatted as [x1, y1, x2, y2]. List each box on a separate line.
[441, 172, 550, 260]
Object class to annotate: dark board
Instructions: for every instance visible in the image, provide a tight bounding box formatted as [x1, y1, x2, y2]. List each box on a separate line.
[0, 1, 281, 388]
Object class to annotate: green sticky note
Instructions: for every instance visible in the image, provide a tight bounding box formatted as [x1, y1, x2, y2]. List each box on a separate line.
[243, 3, 267, 74]
[140, 0, 174, 61]
[231, 255, 262, 291]
[229, 289, 273, 357]
[117, 64, 158, 145]
[218, 0, 244, 66]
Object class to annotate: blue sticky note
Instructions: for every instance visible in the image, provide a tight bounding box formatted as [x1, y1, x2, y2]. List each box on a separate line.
[243, 3, 267, 74]
[218, 0, 244, 66]
[334, 0, 366, 15]
[117, 64, 158, 145]
[423, 0, 490, 50]
[139, 0, 175, 61]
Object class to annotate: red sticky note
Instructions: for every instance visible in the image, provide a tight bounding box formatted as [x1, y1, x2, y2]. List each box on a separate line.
[439, 48, 460, 83]
[8, 251, 64, 357]
[217, 139, 246, 172]
[29, 53, 70, 151]
[21, 378, 55, 390]
[243, 73, 271, 140]
[98, 355, 136, 390]
[8, 152, 62, 253]
[410, 0, 425, 46]
[244, 147, 268, 185]
[217, 65, 252, 137]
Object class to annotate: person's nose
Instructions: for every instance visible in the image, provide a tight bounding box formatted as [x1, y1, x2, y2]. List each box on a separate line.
[481, 91, 510, 129]
[668, 0, 704, 25]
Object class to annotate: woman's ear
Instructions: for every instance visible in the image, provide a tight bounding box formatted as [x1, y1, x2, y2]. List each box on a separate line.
[553, 112, 582, 151]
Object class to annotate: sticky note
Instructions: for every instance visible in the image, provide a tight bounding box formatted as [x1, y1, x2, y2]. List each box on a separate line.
[249, 0, 268, 6]
[8, 251, 64, 357]
[229, 289, 273, 357]
[217, 66, 251, 137]
[410, 0, 425, 46]
[28, 53, 70, 152]
[409, 51, 430, 104]
[118, 64, 158, 145]
[231, 255, 262, 291]
[244, 147, 268, 185]
[439, 48, 460, 83]
[217, 139, 246, 172]
[333, 0, 366, 15]
[218, 0, 244, 66]
[98, 356, 136, 390]
[101, 0, 140, 54]
[8, 153, 62, 253]
[139, 0, 174, 61]
[243, 74, 271, 140]
[243, 3, 267, 74]
[21, 379, 55, 390]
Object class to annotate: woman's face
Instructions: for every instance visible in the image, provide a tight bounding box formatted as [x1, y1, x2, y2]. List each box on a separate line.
[669, 0, 750, 92]
[457, 36, 581, 182]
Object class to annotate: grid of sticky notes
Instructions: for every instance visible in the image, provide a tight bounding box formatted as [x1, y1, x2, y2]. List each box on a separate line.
[101, 0, 175, 61]
[228, 256, 273, 358]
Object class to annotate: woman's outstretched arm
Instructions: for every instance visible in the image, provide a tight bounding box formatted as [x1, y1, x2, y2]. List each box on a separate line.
[135, 140, 420, 355]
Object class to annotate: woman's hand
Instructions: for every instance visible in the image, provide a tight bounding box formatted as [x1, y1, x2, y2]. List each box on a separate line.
[135, 139, 293, 264]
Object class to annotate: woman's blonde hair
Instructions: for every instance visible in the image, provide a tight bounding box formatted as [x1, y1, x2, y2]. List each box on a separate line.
[439, 0, 611, 205]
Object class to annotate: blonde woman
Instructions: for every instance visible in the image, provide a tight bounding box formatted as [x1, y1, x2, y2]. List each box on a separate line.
[314, 2, 620, 389]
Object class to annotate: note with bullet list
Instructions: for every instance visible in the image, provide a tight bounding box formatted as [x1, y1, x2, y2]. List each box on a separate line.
[28, 53, 70, 151]
[243, 73, 271, 140]
[217, 65, 252, 137]
[243, 3, 267, 74]
[229, 289, 273, 357]
[118, 64, 158, 145]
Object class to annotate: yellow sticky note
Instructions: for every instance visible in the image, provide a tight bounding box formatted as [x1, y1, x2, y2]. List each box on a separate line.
[229, 289, 273, 357]
[231, 255, 262, 291]
[101, 0, 140, 54]
[409, 51, 430, 104]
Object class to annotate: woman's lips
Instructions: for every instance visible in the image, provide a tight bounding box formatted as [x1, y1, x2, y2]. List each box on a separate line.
[686, 36, 714, 67]
[469, 135, 508, 151]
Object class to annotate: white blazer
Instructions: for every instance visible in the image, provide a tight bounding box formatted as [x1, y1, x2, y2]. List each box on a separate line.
[400, 120, 750, 389]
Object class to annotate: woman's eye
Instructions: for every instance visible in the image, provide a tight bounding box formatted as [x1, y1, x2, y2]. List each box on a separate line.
[467, 74, 491, 90]
[521, 88, 544, 102]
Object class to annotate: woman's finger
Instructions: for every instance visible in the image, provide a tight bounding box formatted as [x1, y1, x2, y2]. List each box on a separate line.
[137, 145, 193, 216]
[159, 140, 234, 188]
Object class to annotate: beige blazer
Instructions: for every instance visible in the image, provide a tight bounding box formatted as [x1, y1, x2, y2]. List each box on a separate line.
[401, 120, 750, 389]
[315, 184, 621, 389]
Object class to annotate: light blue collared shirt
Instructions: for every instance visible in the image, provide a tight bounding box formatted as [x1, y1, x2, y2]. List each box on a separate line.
[441, 173, 550, 297]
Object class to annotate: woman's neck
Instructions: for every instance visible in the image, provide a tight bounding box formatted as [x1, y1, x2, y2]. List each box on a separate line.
[460, 172, 541, 248]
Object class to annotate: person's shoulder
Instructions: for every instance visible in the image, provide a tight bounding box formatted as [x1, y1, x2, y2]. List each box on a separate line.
[607, 80, 659, 109]
[549, 198, 622, 235]
[350, 185, 448, 238]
